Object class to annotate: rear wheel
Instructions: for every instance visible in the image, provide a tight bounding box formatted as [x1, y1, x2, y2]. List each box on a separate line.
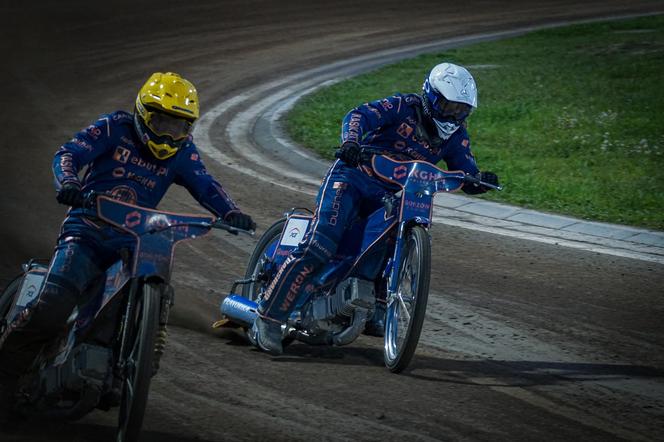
[116, 282, 160, 442]
[384, 226, 431, 373]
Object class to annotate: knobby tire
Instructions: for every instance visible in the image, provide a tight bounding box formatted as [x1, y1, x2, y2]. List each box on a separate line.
[384, 225, 431, 373]
[116, 282, 161, 442]
[242, 218, 286, 301]
[0, 276, 21, 321]
[242, 218, 295, 347]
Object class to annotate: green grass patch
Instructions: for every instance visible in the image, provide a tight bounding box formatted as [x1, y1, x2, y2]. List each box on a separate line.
[286, 15, 664, 230]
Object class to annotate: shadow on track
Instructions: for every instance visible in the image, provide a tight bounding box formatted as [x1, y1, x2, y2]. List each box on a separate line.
[0, 421, 218, 442]
[269, 343, 664, 387]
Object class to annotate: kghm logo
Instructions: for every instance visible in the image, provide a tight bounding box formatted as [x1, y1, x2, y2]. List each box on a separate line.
[288, 227, 300, 238]
[393, 165, 408, 179]
[414, 170, 444, 181]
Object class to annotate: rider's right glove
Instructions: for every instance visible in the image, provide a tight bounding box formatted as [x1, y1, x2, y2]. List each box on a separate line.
[225, 212, 256, 231]
[335, 141, 363, 167]
[56, 182, 83, 207]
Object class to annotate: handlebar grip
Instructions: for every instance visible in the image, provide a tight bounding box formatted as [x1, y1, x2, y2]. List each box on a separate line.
[463, 174, 481, 185]
[359, 146, 391, 156]
[210, 219, 255, 236]
[211, 219, 239, 235]
[463, 174, 503, 191]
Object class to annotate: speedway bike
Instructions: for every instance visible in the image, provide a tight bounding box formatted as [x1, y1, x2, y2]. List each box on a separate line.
[0, 192, 250, 441]
[216, 148, 501, 373]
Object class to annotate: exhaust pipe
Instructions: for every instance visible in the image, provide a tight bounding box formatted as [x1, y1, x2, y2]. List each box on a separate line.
[220, 294, 258, 327]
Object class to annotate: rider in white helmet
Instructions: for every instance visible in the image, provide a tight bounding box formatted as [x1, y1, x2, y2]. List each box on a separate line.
[250, 62, 499, 354]
[422, 62, 478, 141]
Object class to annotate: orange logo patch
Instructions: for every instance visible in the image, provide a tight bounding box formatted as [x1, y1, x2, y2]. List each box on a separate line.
[113, 146, 131, 164]
[397, 123, 414, 139]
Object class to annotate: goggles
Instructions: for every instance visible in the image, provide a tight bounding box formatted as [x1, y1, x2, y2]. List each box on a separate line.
[144, 109, 193, 140]
[432, 97, 473, 122]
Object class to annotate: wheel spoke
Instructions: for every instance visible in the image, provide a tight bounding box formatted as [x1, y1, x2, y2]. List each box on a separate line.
[397, 293, 411, 323]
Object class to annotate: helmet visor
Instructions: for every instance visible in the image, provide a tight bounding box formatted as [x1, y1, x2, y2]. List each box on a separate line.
[146, 110, 193, 140]
[433, 98, 473, 122]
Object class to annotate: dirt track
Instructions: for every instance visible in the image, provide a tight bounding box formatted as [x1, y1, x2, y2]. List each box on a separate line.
[1, 1, 664, 441]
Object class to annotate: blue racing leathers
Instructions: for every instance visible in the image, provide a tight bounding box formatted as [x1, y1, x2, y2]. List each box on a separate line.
[53, 111, 238, 217]
[0, 110, 239, 378]
[257, 93, 485, 323]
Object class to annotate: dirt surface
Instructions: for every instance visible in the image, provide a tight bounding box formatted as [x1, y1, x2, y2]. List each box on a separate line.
[1, 1, 664, 441]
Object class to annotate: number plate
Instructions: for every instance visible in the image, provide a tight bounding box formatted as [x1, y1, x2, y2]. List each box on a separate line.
[16, 272, 46, 309]
[280, 218, 310, 247]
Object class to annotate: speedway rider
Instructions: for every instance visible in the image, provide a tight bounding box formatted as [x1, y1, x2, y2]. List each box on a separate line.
[250, 62, 500, 355]
[0, 72, 255, 416]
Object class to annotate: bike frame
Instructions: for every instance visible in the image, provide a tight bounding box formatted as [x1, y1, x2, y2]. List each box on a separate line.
[369, 155, 466, 301]
[65, 196, 213, 341]
[7, 196, 217, 368]
[93, 196, 216, 366]
[252, 155, 467, 311]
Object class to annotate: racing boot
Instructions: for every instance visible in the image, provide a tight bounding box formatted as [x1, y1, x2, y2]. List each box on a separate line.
[363, 302, 386, 337]
[248, 315, 284, 356]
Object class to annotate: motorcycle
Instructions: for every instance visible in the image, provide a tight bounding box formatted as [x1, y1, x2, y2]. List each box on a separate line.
[0, 193, 250, 441]
[216, 148, 501, 373]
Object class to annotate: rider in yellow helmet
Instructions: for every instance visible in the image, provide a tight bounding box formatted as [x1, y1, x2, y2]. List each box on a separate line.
[0, 73, 255, 418]
[134, 72, 200, 160]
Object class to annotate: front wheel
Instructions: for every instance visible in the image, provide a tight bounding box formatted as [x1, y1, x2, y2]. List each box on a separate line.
[242, 218, 286, 301]
[241, 218, 296, 347]
[0, 276, 22, 334]
[116, 282, 161, 442]
[384, 225, 431, 373]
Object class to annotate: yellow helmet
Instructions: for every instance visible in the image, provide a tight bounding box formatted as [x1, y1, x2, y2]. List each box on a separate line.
[134, 72, 200, 160]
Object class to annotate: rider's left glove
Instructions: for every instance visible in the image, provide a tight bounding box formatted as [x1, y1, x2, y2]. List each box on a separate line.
[56, 182, 83, 207]
[463, 171, 500, 195]
[225, 212, 256, 231]
[479, 171, 500, 189]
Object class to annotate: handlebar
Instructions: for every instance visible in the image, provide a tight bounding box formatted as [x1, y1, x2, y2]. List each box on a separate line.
[463, 174, 503, 191]
[358, 146, 392, 158]
[350, 145, 504, 192]
[144, 219, 254, 236]
[69, 191, 255, 236]
[210, 219, 255, 236]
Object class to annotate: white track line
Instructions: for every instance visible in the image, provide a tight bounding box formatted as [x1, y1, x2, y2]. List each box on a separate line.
[194, 16, 664, 264]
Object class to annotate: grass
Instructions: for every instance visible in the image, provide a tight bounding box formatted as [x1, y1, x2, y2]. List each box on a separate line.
[286, 15, 664, 230]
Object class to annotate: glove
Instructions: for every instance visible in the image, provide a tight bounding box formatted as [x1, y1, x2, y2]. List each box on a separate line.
[479, 171, 500, 189]
[225, 212, 256, 231]
[56, 182, 83, 206]
[335, 141, 362, 167]
[463, 171, 500, 195]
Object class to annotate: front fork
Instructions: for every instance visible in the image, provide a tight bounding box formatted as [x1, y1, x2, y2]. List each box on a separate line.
[384, 221, 429, 309]
[116, 278, 170, 376]
[385, 221, 407, 303]
[117, 278, 140, 369]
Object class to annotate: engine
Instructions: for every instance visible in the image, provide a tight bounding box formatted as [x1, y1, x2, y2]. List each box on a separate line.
[300, 277, 375, 335]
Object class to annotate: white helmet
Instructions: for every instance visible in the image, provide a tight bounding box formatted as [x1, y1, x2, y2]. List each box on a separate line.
[422, 62, 477, 140]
